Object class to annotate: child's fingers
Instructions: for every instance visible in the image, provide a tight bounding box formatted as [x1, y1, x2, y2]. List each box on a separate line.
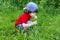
[34, 16, 37, 19]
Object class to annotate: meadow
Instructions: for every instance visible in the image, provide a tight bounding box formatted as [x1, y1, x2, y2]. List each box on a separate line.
[0, 0, 60, 40]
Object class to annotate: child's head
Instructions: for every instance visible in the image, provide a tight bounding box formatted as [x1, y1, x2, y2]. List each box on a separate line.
[24, 2, 38, 18]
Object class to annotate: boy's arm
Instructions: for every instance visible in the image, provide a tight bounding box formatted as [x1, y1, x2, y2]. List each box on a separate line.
[22, 21, 37, 28]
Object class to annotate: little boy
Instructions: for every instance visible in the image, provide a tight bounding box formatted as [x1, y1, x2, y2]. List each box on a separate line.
[15, 2, 38, 31]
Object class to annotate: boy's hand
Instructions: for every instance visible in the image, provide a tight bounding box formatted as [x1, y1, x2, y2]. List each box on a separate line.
[34, 16, 37, 19]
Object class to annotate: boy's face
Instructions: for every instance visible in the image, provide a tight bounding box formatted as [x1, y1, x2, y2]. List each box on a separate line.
[29, 13, 37, 19]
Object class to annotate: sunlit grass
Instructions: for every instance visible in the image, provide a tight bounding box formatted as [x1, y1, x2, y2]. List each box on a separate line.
[0, 6, 60, 40]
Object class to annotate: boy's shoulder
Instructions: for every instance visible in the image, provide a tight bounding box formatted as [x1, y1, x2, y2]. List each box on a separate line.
[20, 13, 31, 19]
[19, 13, 28, 19]
[21, 13, 30, 17]
[21, 13, 27, 17]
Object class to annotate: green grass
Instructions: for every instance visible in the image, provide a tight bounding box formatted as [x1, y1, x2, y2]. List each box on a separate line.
[0, 7, 60, 40]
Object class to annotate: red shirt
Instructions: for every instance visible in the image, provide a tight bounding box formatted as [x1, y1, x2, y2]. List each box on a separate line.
[15, 13, 31, 27]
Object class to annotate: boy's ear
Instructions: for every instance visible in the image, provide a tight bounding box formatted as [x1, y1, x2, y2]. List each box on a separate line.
[24, 9, 28, 13]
